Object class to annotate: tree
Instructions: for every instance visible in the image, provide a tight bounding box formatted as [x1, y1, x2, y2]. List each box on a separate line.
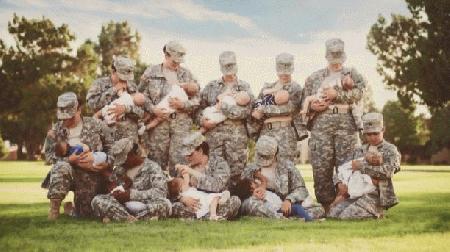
[367, 0, 450, 109]
[0, 14, 98, 160]
[96, 21, 143, 76]
[363, 84, 379, 113]
[428, 103, 450, 153]
[382, 101, 422, 157]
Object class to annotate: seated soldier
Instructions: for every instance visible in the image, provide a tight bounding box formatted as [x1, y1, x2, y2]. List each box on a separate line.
[329, 113, 401, 219]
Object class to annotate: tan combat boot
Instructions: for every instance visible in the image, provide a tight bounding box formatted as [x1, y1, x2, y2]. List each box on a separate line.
[48, 199, 62, 220]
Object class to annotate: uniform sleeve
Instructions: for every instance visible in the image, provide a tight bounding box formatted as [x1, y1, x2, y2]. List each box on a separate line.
[44, 134, 57, 165]
[361, 146, 401, 180]
[285, 163, 309, 203]
[221, 87, 254, 120]
[195, 156, 230, 192]
[334, 68, 366, 104]
[86, 79, 115, 112]
[98, 120, 115, 166]
[130, 164, 168, 200]
[137, 75, 155, 117]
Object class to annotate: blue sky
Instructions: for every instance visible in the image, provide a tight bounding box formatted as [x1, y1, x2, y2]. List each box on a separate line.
[0, 0, 413, 109]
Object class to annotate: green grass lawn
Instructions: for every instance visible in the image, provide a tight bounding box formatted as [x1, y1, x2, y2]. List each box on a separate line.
[0, 161, 449, 252]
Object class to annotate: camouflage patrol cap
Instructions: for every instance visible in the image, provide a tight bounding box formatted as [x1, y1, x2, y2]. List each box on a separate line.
[219, 51, 238, 75]
[276, 53, 294, 74]
[57, 92, 78, 120]
[325, 38, 346, 64]
[112, 55, 135, 81]
[362, 113, 384, 133]
[180, 132, 206, 156]
[165, 41, 186, 63]
[111, 138, 134, 166]
[255, 135, 278, 167]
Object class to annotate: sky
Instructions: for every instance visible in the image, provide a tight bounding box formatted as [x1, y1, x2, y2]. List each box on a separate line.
[0, 0, 413, 110]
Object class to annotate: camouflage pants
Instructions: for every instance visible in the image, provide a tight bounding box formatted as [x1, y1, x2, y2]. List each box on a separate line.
[47, 161, 102, 218]
[260, 125, 298, 163]
[309, 113, 358, 205]
[145, 113, 193, 174]
[328, 192, 381, 219]
[171, 195, 241, 220]
[206, 121, 248, 178]
[91, 194, 172, 221]
[240, 196, 325, 219]
[113, 119, 139, 142]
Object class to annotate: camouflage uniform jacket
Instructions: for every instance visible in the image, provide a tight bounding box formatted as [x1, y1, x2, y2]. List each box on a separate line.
[199, 78, 254, 122]
[190, 154, 231, 193]
[302, 66, 366, 106]
[138, 64, 200, 117]
[257, 81, 303, 118]
[86, 76, 144, 118]
[44, 117, 114, 165]
[242, 160, 309, 203]
[128, 158, 169, 201]
[353, 140, 401, 209]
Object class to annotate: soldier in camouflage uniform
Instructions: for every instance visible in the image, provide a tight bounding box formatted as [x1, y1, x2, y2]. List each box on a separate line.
[171, 132, 241, 220]
[301, 38, 367, 211]
[329, 113, 401, 219]
[86, 55, 144, 142]
[138, 41, 200, 173]
[91, 138, 171, 222]
[250, 53, 303, 163]
[199, 51, 254, 195]
[240, 136, 325, 219]
[44, 92, 114, 220]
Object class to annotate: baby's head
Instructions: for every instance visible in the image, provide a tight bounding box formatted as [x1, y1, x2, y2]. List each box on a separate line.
[235, 91, 251, 106]
[132, 93, 145, 106]
[183, 82, 199, 97]
[167, 178, 183, 200]
[55, 141, 69, 157]
[274, 90, 289, 105]
[233, 177, 259, 200]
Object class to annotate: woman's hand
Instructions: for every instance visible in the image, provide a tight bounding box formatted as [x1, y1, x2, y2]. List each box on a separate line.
[169, 97, 185, 110]
[201, 118, 217, 130]
[281, 200, 292, 217]
[180, 196, 200, 212]
[108, 104, 126, 120]
[352, 159, 362, 171]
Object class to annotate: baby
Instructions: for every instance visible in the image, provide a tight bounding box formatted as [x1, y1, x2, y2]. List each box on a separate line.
[331, 146, 379, 207]
[298, 73, 362, 133]
[200, 91, 251, 132]
[241, 171, 314, 220]
[168, 169, 230, 220]
[100, 90, 145, 125]
[253, 88, 290, 109]
[54, 140, 107, 167]
[139, 83, 198, 135]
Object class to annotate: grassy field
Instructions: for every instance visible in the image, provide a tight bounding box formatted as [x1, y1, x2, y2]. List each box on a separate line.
[0, 161, 449, 252]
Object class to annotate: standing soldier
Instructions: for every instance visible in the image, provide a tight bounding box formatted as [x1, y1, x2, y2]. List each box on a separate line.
[199, 51, 254, 195]
[138, 41, 200, 173]
[44, 92, 114, 220]
[251, 53, 304, 163]
[86, 55, 144, 142]
[302, 38, 367, 212]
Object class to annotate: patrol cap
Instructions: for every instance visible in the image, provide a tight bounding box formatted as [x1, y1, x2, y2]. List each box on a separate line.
[57, 92, 78, 120]
[362, 113, 384, 133]
[276, 53, 294, 74]
[255, 135, 278, 167]
[111, 138, 134, 166]
[325, 38, 346, 64]
[219, 51, 238, 75]
[112, 55, 135, 81]
[180, 132, 206, 156]
[164, 41, 186, 63]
